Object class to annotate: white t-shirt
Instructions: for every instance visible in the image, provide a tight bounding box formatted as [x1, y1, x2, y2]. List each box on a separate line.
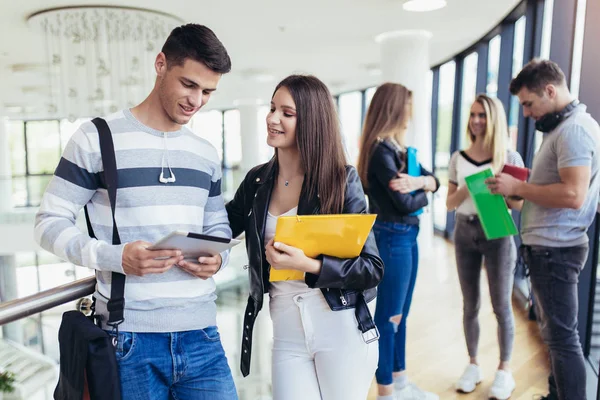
[264, 206, 317, 297]
[448, 150, 524, 215]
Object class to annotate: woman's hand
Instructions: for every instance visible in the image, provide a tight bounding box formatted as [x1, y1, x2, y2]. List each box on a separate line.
[389, 173, 424, 194]
[265, 239, 322, 274]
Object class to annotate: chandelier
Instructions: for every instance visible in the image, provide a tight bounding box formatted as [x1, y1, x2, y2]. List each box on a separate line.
[28, 6, 183, 121]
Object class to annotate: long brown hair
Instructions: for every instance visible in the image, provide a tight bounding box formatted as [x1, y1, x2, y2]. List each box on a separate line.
[273, 75, 347, 214]
[357, 83, 413, 188]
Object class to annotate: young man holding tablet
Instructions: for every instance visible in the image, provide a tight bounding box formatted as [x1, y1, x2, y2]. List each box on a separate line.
[34, 24, 238, 399]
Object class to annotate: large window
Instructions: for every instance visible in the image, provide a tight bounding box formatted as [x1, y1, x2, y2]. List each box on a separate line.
[191, 111, 224, 161]
[434, 61, 456, 230]
[509, 15, 527, 150]
[8, 121, 27, 207]
[338, 91, 363, 165]
[487, 35, 502, 97]
[223, 110, 242, 169]
[25, 121, 61, 175]
[6, 107, 270, 208]
[570, 0, 588, 98]
[365, 87, 377, 110]
[8, 120, 70, 208]
[59, 119, 87, 151]
[459, 53, 479, 150]
[257, 105, 273, 163]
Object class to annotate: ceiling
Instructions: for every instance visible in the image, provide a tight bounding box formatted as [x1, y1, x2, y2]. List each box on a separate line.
[0, 0, 521, 119]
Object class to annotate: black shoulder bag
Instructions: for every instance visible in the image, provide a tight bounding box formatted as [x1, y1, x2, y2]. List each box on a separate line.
[54, 118, 125, 400]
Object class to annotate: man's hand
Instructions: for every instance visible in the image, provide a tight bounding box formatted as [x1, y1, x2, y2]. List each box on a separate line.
[177, 254, 223, 280]
[389, 174, 423, 194]
[485, 173, 522, 197]
[122, 241, 183, 276]
[265, 239, 321, 274]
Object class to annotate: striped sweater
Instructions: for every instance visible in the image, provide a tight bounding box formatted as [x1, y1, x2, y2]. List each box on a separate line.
[34, 109, 232, 332]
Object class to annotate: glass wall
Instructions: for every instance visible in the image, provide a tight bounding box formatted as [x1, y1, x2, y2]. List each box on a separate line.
[338, 91, 363, 165]
[8, 120, 66, 208]
[365, 87, 377, 110]
[223, 109, 242, 169]
[191, 110, 224, 161]
[433, 61, 456, 230]
[509, 15, 527, 150]
[487, 35, 502, 97]
[459, 53, 479, 150]
[257, 105, 272, 163]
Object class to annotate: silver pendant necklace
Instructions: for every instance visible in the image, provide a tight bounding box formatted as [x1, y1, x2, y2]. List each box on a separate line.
[285, 180, 289, 187]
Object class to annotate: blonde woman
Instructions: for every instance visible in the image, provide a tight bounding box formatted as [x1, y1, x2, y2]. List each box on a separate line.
[357, 83, 440, 400]
[446, 94, 524, 399]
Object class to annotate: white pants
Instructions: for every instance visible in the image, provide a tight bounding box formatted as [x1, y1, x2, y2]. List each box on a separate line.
[269, 289, 378, 400]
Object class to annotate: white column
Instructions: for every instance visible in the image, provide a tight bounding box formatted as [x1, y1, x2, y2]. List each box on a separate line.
[377, 30, 434, 248]
[0, 115, 12, 213]
[238, 101, 270, 173]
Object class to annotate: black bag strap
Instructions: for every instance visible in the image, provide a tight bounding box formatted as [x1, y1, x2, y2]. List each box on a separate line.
[355, 292, 379, 344]
[84, 117, 126, 328]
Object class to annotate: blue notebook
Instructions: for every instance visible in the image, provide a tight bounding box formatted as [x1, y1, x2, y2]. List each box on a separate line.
[407, 147, 423, 217]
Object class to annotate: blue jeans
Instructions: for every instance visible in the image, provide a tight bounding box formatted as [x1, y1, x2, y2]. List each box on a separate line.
[523, 245, 588, 400]
[109, 327, 238, 400]
[373, 221, 420, 385]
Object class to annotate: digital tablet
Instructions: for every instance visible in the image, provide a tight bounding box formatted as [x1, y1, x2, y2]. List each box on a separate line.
[148, 231, 241, 260]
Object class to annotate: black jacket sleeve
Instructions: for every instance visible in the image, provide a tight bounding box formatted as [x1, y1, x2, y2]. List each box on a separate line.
[225, 176, 247, 239]
[305, 167, 384, 290]
[370, 145, 429, 215]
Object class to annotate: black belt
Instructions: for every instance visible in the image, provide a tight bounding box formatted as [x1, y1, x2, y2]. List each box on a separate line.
[355, 292, 379, 344]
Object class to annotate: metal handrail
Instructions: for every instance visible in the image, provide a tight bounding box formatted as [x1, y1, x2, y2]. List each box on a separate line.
[0, 276, 96, 326]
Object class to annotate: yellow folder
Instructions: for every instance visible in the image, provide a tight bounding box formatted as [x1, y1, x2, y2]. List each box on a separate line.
[270, 214, 377, 282]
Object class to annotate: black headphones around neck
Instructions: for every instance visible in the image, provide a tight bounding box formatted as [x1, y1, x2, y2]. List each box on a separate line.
[535, 100, 579, 133]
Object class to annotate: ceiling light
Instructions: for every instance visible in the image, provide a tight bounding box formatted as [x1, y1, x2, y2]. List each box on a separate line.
[403, 0, 447, 12]
[27, 6, 182, 120]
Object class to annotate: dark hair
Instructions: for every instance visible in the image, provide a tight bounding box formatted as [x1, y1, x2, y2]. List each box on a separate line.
[509, 59, 566, 95]
[161, 24, 231, 73]
[273, 75, 347, 215]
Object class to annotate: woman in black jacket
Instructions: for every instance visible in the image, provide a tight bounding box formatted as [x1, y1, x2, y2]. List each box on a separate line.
[357, 83, 440, 400]
[226, 75, 383, 400]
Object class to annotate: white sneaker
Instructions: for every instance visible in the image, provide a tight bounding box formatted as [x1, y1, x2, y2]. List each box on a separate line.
[455, 364, 482, 393]
[396, 383, 439, 400]
[489, 370, 516, 400]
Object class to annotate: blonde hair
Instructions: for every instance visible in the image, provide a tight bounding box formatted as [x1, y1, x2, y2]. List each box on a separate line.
[357, 83, 413, 188]
[467, 94, 508, 173]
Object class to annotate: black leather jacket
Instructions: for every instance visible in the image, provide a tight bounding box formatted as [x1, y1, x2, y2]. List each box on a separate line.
[226, 159, 384, 376]
[367, 139, 439, 224]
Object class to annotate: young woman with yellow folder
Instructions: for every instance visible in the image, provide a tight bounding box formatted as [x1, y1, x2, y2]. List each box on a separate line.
[226, 75, 383, 400]
[357, 83, 440, 400]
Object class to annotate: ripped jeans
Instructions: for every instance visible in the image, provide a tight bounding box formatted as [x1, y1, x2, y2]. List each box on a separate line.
[373, 221, 420, 385]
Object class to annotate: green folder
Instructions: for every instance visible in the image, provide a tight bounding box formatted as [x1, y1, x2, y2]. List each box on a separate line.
[464, 168, 518, 240]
